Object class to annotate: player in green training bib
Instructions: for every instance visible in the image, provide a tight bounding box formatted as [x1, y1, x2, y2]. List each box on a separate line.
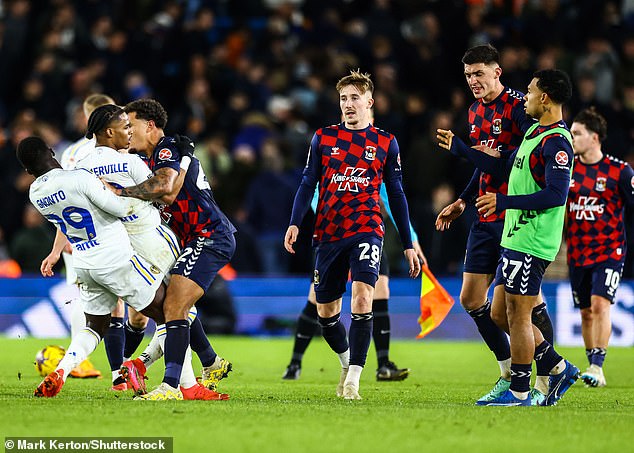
[438, 69, 580, 406]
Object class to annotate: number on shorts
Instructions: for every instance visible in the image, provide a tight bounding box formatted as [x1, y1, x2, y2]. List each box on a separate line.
[501, 257, 523, 281]
[358, 242, 380, 266]
[604, 268, 621, 292]
[45, 206, 96, 243]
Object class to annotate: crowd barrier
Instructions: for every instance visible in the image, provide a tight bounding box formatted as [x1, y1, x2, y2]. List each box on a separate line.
[1, 277, 633, 346]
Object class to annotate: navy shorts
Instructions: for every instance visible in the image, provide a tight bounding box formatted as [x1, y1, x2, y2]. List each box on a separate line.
[170, 233, 236, 291]
[569, 260, 624, 309]
[494, 248, 549, 296]
[313, 233, 383, 303]
[464, 221, 504, 275]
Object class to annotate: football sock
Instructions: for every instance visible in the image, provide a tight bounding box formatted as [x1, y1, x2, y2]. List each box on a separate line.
[123, 320, 145, 360]
[372, 299, 390, 367]
[318, 313, 349, 354]
[510, 363, 532, 396]
[534, 341, 563, 376]
[585, 348, 593, 366]
[535, 375, 549, 395]
[498, 358, 511, 380]
[345, 365, 363, 387]
[178, 347, 198, 388]
[590, 347, 607, 367]
[349, 312, 373, 367]
[139, 324, 165, 369]
[70, 298, 87, 338]
[104, 317, 125, 372]
[189, 316, 216, 367]
[291, 301, 320, 365]
[338, 349, 350, 368]
[531, 302, 554, 345]
[58, 328, 101, 382]
[467, 300, 511, 362]
[163, 320, 190, 389]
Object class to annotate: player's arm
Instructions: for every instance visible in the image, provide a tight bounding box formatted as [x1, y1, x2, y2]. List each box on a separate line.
[436, 171, 478, 231]
[81, 170, 133, 218]
[618, 163, 634, 207]
[118, 166, 179, 201]
[476, 136, 572, 217]
[40, 228, 71, 277]
[437, 129, 512, 178]
[285, 134, 321, 253]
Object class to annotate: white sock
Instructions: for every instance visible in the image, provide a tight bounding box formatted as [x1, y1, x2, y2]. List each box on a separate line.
[70, 299, 86, 339]
[511, 390, 529, 400]
[138, 324, 165, 368]
[344, 365, 363, 387]
[57, 328, 101, 381]
[535, 375, 549, 394]
[179, 347, 197, 389]
[498, 358, 511, 380]
[550, 359, 566, 375]
[338, 349, 350, 369]
[111, 370, 121, 383]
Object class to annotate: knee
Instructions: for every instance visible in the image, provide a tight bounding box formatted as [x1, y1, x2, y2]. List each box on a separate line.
[459, 291, 485, 312]
[352, 294, 373, 313]
[490, 308, 506, 328]
[580, 307, 593, 323]
[128, 311, 148, 329]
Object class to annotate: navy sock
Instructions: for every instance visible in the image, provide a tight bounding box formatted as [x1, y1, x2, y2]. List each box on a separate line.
[104, 317, 125, 372]
[534, 341, 563, 376]
[291, 301, 320, 365]
[532, 302, 554, 345]
[163, 320, 190, 388]
[350, 313, 373, 367]
[318, 313, 349, 354]
[585, 348, 593, 366]
[590, 347, 606, 367]
[190, 316, 216, 367]
[467, 300, 510, 361]
[510, 363, 532, 393]
[123, 320, 145, 359]
[372, 299, 390, 367]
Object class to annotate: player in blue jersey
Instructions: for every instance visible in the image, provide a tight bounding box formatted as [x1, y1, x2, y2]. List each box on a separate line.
[282, 185, 426, 381]
[567, 107, 634, 388]
[284, 70, 421, 400]
[112, 99, 236, 400]
[435, 44, 555, 405]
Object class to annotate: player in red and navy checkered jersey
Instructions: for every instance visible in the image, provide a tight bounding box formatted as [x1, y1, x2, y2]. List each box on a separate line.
[117, 99, 236, 400]
[284, 70, 421, 400]
[567, 107, 634, 388]
[435, 44, 554, 405]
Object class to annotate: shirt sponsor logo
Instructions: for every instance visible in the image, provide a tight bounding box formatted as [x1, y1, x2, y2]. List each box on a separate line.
[569, 196, 604, 220]
[332, 167, 370, 192]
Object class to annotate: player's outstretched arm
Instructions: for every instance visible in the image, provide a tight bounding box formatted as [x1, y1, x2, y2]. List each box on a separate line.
[119, 167, 179, 201]
[284, 225, 299, 254]
[435, 198, 466, 231]
[41, 229, 70, 277]
[403, 248, 421, 278]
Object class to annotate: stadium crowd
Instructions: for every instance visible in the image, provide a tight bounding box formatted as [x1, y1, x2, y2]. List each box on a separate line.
[1, 0, 634, 277]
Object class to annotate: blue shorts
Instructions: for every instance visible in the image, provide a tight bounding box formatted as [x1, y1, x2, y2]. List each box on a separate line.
[495, 248, 549, 296]
[313, 234, 383, 303]
[170, 233, 236, 291]
[569, 260, 624, 309]
[464, 221, 504, 275]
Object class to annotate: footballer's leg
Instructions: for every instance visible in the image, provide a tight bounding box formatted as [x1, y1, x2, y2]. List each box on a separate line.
[283, 284, 320, 380]
[123, 307, 148, 361]
[105, 299, 127, 390]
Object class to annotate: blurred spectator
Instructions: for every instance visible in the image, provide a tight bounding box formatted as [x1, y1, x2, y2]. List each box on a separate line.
[9, 204, 57, 275]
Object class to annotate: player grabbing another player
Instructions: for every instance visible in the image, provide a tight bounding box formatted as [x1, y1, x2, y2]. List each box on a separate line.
[284, 70, 420, 400]
[567, 107, 634, 387]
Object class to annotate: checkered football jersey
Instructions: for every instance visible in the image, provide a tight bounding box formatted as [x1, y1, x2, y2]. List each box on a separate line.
[469, 86, 533, 222]
[566, 154, 634, 267]
[307, 123, 402, 243]
[149, 136, 236, 246]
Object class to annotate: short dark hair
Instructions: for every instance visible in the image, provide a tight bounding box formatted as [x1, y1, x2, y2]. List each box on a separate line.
[533, 69, 572, 105]
[86, 104, 124, 139]
[462, 44, 500, 65]
[16, 136, 51, 175]
[573, 107, 607, 141]
[124, 99, 168, 129]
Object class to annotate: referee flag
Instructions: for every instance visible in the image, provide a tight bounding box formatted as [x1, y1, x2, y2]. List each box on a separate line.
[417, 265, 454, 338]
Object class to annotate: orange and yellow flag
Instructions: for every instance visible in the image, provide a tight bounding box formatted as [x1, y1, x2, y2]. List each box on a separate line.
[417, 265, 454, 339]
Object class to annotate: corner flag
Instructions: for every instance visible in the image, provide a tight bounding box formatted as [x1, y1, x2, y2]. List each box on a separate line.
[417, 265, 454, 339]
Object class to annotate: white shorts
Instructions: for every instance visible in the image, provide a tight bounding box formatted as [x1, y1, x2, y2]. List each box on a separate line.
[76, 254, 164, 316]
[130, 224, 180, 276]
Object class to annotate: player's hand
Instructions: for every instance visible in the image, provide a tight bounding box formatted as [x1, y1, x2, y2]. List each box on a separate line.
[284, 225, 299, 254]
[472, 144, 501, 158]
[476, 192, 497, 217]
[435, 198, 466, 231]
[404, 248, 421, 278]
[173, 134, 195, 159]
[436, 129, 454, 151]
[412, 241, 427, 267]
[41, 251, 61, 277]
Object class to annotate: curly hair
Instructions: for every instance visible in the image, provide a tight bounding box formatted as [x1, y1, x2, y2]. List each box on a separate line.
[124, 99, 168, 129]
[573, 106, 608, 141]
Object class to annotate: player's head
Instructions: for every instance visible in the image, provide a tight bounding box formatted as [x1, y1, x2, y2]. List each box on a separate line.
[570, 107, 607, 156]
[462, 44, 502, 102]
[124, 99, 168, 155]
[16, 136, 60, 177]
[524, 69, 572, 119]
[336, 69, 374, 130]
[86, 104, 131, 150]
[83, 93, 115, 119]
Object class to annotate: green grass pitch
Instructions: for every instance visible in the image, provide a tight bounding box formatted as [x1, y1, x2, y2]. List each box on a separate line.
[1, 336, 632, 452]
